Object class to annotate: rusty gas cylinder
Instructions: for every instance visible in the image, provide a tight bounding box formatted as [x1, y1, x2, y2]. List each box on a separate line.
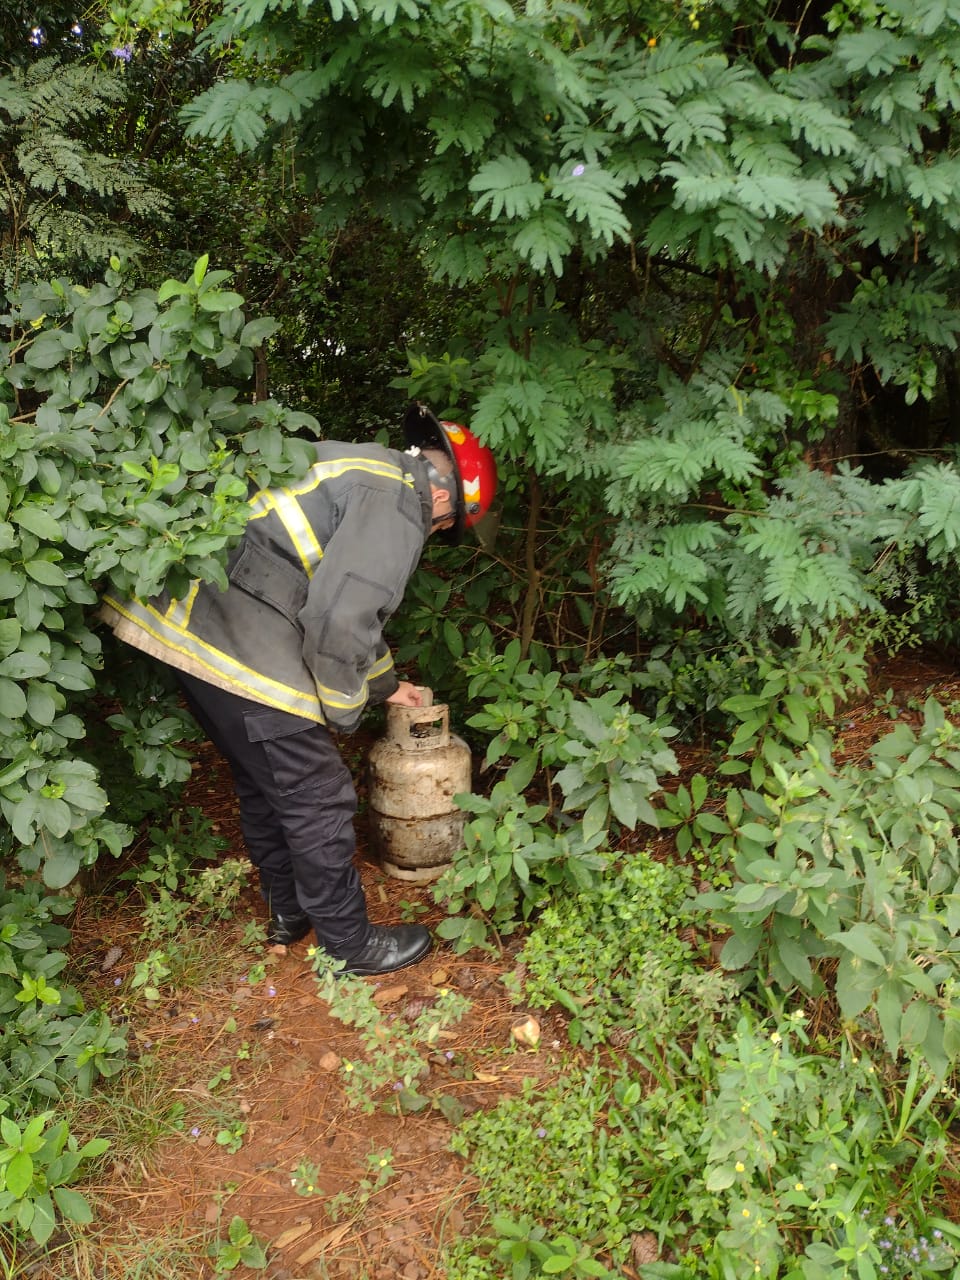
[366, 690, 472, 882]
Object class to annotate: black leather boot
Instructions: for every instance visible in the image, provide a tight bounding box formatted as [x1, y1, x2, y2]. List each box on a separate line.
[267, 911, 311, 946]
[338, 924, 432, 976]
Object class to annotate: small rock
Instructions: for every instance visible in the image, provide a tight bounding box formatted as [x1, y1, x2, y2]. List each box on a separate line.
[317, 1050, 341, 1072]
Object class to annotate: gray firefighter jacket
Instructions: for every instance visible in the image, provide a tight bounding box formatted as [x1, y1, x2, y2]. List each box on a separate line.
[101, 441, 435, 732]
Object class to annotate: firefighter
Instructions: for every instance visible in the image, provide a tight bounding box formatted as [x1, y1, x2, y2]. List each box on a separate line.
[102, 404, 497, 976]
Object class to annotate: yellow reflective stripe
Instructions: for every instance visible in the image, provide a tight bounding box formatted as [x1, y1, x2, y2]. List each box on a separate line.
[104, 594, 384, 719]
[248, 491, 273, 519]
[246, 459, 412, 577]
[102, 595, 322, 717]
[166, 581, 199, 628]
[270, 489, 323, 577]
[312, 679, 369, 713]
[289, 457, 415, 499]
[369, 650, 394, 679]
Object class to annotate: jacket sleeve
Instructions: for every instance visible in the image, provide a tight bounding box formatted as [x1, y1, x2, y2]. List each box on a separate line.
[297, 484, 424, 731]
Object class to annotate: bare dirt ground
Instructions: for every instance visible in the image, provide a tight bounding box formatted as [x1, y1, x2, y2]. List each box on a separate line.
[50, 650, 960, 1278]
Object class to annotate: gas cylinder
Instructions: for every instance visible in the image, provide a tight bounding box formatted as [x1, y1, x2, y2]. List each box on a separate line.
[366, 690, 472, 882]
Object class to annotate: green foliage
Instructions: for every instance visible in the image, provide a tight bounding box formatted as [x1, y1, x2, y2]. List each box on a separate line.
[509, 851, 701, 1048]
[0, 255, 318, 888]
[0, 874, 127, 1116]
[206, 1215, 267, 1275]
[0, 58, 167, 287]
[432, 642, 678, 953]
[448, 1000, 960, 1279]
[311, 951, 471, 1116]
[178, 0, 960, 661]
[697, 697, 960, 1075]
[0, 255, 319, 1257]
[0, 1111, 109, 1247]
[715, 625, 869, 787]
[448, 1065, 652, 1270]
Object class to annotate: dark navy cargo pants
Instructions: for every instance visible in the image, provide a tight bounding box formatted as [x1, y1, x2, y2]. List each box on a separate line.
[175, 671, 370, 955]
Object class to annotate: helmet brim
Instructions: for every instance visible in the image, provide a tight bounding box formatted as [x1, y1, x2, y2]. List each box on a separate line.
[403, 403, 465, 545]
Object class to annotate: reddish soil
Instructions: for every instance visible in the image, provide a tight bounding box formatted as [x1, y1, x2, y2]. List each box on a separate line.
[47, 649, 960, 1278]
[62, 729, 570, 1280]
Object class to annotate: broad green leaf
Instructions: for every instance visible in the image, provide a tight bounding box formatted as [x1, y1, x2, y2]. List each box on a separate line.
[0, 619, 21, 658]
[504, 754, 538, 793]
[13, 507, 63, 541]
[27, 1192, 56, 1245]
[719, 928, 761, 971]
[0, 652, 50, 680]
[581, 793, 609, 843]
[0, 678, 27, 719]
[24, 559, 68, 587]
[4, 1151, 34, 1198]
[827, 923, 888, 967]
[41, 847, 82, 890]
[198, 290, 245, 313]
[51, 1186, 93, 1225]
[542, 1257, 576, 1274]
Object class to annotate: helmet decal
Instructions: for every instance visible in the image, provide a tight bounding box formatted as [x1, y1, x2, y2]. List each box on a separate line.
[441, 422, 467, 446]
[462, 473, 482, 511]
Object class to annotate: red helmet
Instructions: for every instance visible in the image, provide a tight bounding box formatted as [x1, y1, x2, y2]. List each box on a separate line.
[403, 403, 497, 544]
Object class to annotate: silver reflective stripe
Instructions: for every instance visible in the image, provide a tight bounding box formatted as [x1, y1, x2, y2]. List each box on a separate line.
[369, 650, 393, 680]
[102, 594, 324, 720]
[270, 488, 323, 577]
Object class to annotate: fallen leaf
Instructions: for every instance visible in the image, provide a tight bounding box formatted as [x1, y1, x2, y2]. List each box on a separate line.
[295, 1221, 353, 1264]
[273, 1218, 313, 1250]
[430, 968, 449, 985]
[473, 1070, 499, 1083]
[372, 984, 408, 1005]
[100, 946, 123, 973]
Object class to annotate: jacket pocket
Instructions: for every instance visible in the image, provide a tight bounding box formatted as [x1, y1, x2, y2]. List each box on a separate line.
[243, 705, 317, 744]
[228, 542, 307, 624]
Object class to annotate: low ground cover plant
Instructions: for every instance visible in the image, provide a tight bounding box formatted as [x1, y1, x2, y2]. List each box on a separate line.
[439, 632, 960, 1278]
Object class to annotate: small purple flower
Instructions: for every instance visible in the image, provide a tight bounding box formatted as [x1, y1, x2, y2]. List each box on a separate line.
[190, 1126, 201, 1137]
[267, 985, 276, 997]
[536, 1127, 547, 1138]
[113, 977, 121, 986]
[445, 1050, 455, 1060]
[111, 44, 132, 62]
[572, 163, 586, 177]
[190, 1016, 199, 1024]
[392, 1082, 403, 1091]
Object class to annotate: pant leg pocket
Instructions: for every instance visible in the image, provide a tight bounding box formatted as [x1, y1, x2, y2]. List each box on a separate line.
[243, 707, 326, 797]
